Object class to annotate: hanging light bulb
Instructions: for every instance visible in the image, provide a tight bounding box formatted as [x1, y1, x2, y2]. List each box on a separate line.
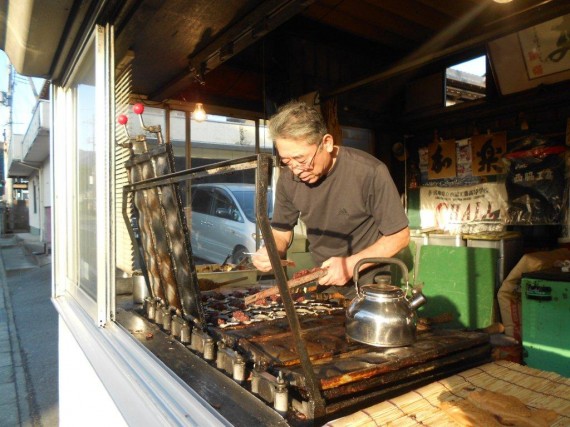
[193, 102, 206, 122]
[493, 0, 513, 3]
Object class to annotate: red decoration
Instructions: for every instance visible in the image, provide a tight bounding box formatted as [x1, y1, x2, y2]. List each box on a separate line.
[133, 103, 144, 115]
[117, 114, 128, 125]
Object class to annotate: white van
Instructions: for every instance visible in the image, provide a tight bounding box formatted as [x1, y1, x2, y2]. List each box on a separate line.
[190, 183, 273, 264]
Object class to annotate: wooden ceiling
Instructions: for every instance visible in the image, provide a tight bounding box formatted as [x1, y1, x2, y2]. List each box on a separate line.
[115, 0, 570, 122]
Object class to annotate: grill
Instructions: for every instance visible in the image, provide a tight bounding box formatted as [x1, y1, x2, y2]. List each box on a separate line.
[118, 115, 491, 425]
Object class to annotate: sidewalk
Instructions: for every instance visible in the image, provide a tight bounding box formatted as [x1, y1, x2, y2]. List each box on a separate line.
[0, 233, 57, 427]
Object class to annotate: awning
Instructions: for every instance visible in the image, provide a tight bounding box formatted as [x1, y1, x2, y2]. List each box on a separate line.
[0, 0, 74, 78]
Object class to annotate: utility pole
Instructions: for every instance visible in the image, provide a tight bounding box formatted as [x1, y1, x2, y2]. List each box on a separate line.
[4, 63, 14, 233]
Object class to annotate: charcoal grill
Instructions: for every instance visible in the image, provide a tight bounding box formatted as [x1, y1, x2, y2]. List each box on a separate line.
[117, 110, 491, 425]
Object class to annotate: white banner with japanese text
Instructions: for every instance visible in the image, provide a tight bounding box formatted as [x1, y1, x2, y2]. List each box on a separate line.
[420, 182, 509, 234]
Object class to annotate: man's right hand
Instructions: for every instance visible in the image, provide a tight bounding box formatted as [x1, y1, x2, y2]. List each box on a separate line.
[252, 228, 293, 271]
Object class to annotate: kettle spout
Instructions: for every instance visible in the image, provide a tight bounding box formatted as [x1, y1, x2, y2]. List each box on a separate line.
[409, 291, 427, 310]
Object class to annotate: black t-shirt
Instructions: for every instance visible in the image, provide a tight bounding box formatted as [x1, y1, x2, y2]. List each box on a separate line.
[271, 146, 409, 265]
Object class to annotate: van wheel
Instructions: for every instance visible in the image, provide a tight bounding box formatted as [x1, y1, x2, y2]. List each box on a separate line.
[231, 246, 248, 265]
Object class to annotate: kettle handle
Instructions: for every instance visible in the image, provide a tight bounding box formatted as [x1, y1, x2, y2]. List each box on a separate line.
[353, 257, 409, 297]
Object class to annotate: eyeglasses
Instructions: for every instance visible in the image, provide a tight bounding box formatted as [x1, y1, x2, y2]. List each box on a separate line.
[280, 139, 322, 171]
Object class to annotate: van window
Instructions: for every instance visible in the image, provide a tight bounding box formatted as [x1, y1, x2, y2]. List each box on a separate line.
[232, 189, 273, 223]
[192, 188, 211, 214]
[212, 190, 240, 221]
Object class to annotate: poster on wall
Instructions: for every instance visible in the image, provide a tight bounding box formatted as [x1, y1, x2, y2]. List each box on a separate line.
[518, 14, 570, 79]
[420, 182, 508, 234]
[471, 132, 506, 176]
[505, 139, 566, 225]
[428, 139, 456, 180]
[456, 138, 472, 178]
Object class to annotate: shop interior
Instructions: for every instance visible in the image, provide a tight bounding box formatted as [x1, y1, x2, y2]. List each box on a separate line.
[103, 0, 570, 424]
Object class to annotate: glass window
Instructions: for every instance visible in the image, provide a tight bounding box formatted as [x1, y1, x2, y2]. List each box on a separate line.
[72, 39, 98, 300]
[211, 190, 237, 221]
[117, 108, 274, 266]
[191, 114, 271, 165]
[446, 55, 486, 106]
[169, 109, 187, 171]
[192, 188, 212, 214]
[231, 188, 273, 223]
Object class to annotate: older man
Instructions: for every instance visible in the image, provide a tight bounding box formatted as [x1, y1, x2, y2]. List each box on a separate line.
[252, 100, 409, 286]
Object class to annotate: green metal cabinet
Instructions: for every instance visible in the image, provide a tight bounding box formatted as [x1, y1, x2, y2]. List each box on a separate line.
[416, 245, 498, 329]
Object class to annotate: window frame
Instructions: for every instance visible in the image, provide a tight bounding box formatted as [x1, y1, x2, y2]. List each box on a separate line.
[52, 24, 115, 325]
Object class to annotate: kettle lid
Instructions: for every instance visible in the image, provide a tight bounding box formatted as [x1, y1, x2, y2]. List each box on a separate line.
[361, 283, 404, 297]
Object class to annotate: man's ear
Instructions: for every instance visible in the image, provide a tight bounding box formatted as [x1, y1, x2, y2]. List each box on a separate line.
[323, 134, 334, 152]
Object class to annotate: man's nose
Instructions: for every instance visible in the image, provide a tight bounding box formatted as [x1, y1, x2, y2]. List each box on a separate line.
[293, 168, 305, 177]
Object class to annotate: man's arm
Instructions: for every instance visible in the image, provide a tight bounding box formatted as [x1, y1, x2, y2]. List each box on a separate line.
[319, 226, 410, 286]
[251, 228, 293, 272]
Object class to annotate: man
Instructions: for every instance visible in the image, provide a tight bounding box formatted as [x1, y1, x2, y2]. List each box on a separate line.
[252, 100, 410, 286]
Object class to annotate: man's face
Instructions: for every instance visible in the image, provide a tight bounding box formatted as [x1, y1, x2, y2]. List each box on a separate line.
[276, 135, 330, 184]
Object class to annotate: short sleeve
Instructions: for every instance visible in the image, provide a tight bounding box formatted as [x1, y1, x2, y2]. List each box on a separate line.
[271, 172, 300, 231]
[370, 163, 409, 235]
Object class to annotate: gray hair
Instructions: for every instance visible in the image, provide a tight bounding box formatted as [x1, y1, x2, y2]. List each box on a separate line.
[268, 100, 328, 145]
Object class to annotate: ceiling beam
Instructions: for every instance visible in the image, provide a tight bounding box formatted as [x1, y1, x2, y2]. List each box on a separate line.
[150, 0, 313, 101]
[323, 0, 570, 99]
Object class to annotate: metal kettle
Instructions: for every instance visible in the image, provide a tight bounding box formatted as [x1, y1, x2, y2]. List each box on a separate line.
[346, 257, 427, 347]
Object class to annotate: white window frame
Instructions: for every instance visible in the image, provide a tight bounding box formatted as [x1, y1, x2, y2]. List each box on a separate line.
[52, 24, 115, 326]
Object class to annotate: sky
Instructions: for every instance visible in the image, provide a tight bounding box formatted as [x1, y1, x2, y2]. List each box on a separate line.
[0, 50, 45, 139]
[450, 55, 486, 76]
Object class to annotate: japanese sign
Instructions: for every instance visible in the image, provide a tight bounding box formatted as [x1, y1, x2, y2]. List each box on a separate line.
[420, 183, 508, 233]
[471, 132, 506, 176]
[428, 139, 456, 180]
[518, 14, 570, 79]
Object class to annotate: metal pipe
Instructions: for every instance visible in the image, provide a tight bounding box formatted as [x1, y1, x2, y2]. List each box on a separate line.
[124, 153, 259, 192]
[122, 187, 153, 303]
[254, 154, 326, 416]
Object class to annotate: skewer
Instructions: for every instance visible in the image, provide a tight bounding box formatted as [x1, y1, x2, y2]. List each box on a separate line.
[244, 268, 327, 305]
[242, 253, 296, 267]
